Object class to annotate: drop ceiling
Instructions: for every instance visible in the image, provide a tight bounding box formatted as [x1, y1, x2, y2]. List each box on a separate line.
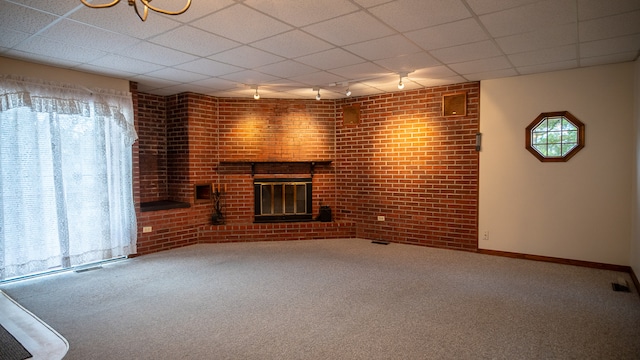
[1, 0, 639, 99]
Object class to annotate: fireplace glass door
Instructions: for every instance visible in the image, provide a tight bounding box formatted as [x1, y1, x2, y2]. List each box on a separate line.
[254, 178, 312, 222]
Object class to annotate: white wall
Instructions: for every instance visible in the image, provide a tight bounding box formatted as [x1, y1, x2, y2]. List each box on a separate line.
[632, 58, 640, 274]
[0, 56, 130, 92]
[479, 63, 634, 266]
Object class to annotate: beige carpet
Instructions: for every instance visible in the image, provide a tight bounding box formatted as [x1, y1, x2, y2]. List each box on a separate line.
[1, 238, 639, 359]
[0, 290, 68, 359]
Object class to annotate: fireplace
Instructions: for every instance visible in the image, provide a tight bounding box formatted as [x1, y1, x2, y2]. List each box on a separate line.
[254, 178, 313, 222]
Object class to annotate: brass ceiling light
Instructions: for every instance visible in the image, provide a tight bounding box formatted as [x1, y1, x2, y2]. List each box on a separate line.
[81, 0, 192, 21]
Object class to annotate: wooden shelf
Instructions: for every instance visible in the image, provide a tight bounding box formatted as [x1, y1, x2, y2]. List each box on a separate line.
[218, 160, 332, 177]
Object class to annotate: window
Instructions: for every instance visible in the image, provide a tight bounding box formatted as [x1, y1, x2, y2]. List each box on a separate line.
[0, 75, 137, 280]
[526, 111, 584, 162]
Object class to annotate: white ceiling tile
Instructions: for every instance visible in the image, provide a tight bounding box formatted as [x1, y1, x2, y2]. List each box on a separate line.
[344, 35, 422, 61]
[144, 67, 211, 83]
[405, 18, 489, 51]
[411, 66, 459, 80]
[302, 12, 394, 46]
[329, 62, 390, 81]
[369, 0, 472, 32]
[516, 60, 578, 74]
[464, 68, 518, 81]
[289, 71, 347, 87]
[75, 63, 138, 79]
[14, 35, 107, 63]
[577, 0, 640, 20]
[508, 45, 576, 67]
[352, 0, 395, 8]
[465, 0, 541, 15]
[364, 75, 423, 92]
[1, 0, 638, 98]
[430, 40, 503, 64]
[374, 52, 441, 72]
[9, 0, 84, 16]
[189, 77, 238, 91]
[209, 46, 284, 68]
[410, 66, 467, 86]
[154, 0, 235, 23]
[115, 41, 198, 66]
[39, 19, 139, 54]
[251, 30, 334, 59]
[412, 76, 467, 87]
[132, 76, 180, 91]
[0, 2, 59, 34]
[448, 55, 513, 74]
[256, 61, 318, 78]
[495, 23, 577, 54]
[191, 4, 292, 44]
[6, 49, 82, 69]
[580, 34, 640, 58]
[220, 70, 280, 85]
[579, 11, 640, 42]
[295, 48, 365, 70]
[0, 29, 30, 48]
[479, 0, 577, 38]
[149, 25, 240, 57]
[86, 54, 165, 74]
[243, 0, 359, 27]
[174, 58, 243, 76]
[579, 51, 639, 67]
[69, 4, 182, 39]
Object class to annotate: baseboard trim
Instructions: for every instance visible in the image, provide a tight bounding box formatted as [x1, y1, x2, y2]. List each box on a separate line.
[477, 249, 631, 273]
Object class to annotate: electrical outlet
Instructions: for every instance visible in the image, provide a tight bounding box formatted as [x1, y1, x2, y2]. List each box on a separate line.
[482, 230, 489, 241]
[377, 216, 385, 221]
[143, 226, 152, 233]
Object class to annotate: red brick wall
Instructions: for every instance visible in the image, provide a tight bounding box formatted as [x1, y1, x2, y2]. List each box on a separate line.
[134, 92, 351, 255]
[336, 83, 479, 251]
[136, 92, 167, 203]
[133, 82, 479, 255]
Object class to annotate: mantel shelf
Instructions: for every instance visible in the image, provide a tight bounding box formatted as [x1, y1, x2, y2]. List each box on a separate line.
[219, 160, 333, 164]
[218, 160, 333, 177]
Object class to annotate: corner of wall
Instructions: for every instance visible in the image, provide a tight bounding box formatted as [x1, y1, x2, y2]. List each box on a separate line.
[632, 58, 640, 281]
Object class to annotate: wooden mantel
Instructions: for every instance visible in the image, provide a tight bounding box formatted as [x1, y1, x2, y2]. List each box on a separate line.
[218, 160, 333, 177]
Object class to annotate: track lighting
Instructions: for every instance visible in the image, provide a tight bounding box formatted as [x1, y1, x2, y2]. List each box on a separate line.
[314, 88, 321, 100]
[253, 87, 260, 100]
[397, 73, 406, 90]
[345, 88, 351, 97]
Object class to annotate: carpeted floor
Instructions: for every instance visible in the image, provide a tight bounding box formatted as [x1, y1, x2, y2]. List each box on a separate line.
[1, 238, 639, 359]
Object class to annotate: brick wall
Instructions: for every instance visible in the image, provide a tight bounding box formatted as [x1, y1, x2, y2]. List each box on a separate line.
[134, 92, 351, 255]
[136, 91, 167, 203]
[336, 83, 479, 251]
[133, 82, 479, 255]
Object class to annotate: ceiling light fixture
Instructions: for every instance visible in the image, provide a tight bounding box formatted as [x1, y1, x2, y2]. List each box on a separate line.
[345, 88, 352, 97]
[397, 73, 407, 90]
[81, 0, 192, 22]
[253, 87, 260, 100]
[314, 88, 321, 101]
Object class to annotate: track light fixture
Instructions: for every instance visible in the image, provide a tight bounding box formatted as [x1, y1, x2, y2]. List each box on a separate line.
[345, 87, 352, 97]
[81, 0, 191, 22]
[397, 73, 407, 90]
[253, 87, 260, 100]
[313, 88, 321, 100]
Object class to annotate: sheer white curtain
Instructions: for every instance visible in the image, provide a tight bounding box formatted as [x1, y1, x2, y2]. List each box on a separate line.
[0, 75, 137, 280]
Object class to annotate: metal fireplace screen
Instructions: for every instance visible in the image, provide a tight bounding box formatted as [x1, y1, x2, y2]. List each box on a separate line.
[254, 178, 313, 222]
